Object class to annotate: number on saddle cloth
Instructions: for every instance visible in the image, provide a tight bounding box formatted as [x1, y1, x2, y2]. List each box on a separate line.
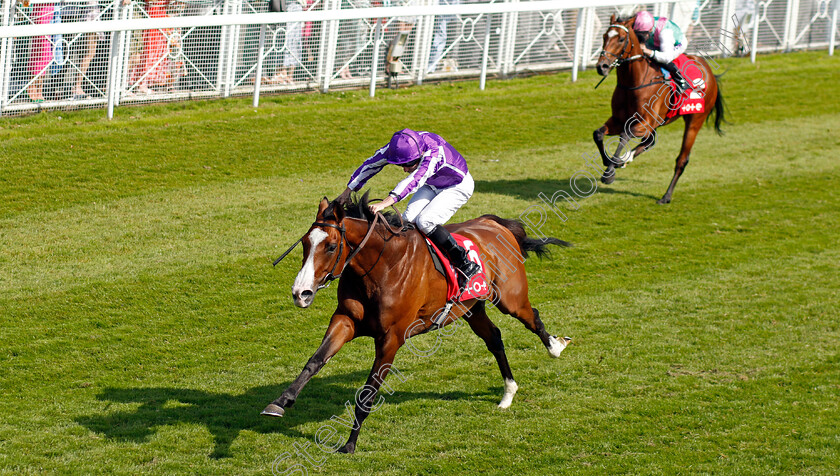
[423, 234, 489, 303]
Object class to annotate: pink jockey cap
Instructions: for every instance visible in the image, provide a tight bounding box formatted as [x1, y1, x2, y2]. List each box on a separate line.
[386, 129, 423, 165]
[634, 11, 654, 31]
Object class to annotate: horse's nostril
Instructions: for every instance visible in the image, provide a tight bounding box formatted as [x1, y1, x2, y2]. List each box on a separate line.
[300, 290, 313, 299]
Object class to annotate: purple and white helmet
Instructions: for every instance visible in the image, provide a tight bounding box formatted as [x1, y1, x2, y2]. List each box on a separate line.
[386, 129, 423, 165]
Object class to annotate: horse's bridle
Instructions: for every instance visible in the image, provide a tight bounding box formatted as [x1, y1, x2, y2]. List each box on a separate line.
[599, 25, 646, 69]
[596, 24, 656, 89]
[273, 212, 402, 290]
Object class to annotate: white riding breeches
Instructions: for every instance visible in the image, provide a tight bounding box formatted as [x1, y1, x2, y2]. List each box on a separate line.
[402, 173, 474, 234]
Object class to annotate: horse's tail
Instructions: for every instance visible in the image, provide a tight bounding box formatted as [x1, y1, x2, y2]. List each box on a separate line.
[479, 215, 572, 259]
[708, 74, 727, 136]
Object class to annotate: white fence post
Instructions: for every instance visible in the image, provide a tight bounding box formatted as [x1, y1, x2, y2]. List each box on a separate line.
[480, 12, 492, 90]
[783, 0, 799, 51]
[581, 7, 595, 70]
[720, 0, 739, 55]
[0, 0, 13, 113]
[322, 0, 340, 93]
[369, 19, 382, 96]
[751, 0, 761, 62]
[112, 0, 129, 108]
[216, 0, 231, 94]
[106, 1, 124, 119]
[830, 8, 838, 55]
[253, 23, 267, 107]
[571, 7, 584, 81]
[223, 0, 243, 97]
[416, 0, 437, 86]
[410, 0, 430, 85]
[499, 0, 518, 77]
[119, 0, 134, 96]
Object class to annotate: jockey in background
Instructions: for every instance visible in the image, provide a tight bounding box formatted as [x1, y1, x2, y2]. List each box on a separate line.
[340, 129, 482, 288]
[634, 11, 691, 93]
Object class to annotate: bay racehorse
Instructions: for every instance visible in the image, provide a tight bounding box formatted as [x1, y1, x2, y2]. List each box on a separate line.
[594, 15, 726, 204]
[263, 193, 571, 453]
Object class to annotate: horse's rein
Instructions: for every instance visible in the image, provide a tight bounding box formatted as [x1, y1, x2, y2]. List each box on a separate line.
[272, 212, 398, 289]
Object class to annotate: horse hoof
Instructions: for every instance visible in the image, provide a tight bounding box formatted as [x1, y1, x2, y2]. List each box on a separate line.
[261, 403, 285, 417]
[601, 174, 615, 185]
[338, 443, 355, 454]
[547, 335, 571, 358]
[657, 197, 671, 205]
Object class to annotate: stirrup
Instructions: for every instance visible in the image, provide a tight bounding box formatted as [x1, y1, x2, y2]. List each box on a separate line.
[430, 302, 454, 331]
[456, 261, 481, 290]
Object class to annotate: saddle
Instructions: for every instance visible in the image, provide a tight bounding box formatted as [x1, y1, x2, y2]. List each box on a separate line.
[663, 54, 706, 119]
[423, 233, 491, 302]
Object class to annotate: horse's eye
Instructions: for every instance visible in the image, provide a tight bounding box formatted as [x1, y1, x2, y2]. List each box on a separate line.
[326, 243, 337, 253]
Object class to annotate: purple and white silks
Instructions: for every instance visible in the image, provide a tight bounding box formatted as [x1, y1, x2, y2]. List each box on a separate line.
[347, 130, 469, 202]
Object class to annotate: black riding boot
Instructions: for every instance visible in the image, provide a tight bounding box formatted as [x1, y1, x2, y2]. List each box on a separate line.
[662, 61, 690, 94]
[428, 225, 481, 289]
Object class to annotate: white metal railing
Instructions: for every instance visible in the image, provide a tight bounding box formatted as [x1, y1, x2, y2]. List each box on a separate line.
[0, 0, 836, 117]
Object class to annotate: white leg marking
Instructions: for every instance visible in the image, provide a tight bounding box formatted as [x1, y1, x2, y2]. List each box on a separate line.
[616, 149, 635, 168]
[547, 335, 570, 358]
[498, 379, 518, 409]
[292, 228, 327, 295]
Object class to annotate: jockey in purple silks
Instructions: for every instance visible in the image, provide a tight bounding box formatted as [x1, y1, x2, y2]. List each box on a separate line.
[634, 11, 691, 93]
[340, 128, 481, 287]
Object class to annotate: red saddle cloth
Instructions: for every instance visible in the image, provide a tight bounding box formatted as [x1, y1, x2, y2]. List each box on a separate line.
[424, 233, 491, 301]
[665, 54, 706, 120]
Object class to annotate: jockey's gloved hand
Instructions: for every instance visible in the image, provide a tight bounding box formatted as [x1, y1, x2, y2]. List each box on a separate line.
[336, 187, 353, 205]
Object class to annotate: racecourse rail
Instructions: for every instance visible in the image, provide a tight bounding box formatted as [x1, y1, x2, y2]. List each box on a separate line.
[1, 0, 837, 118]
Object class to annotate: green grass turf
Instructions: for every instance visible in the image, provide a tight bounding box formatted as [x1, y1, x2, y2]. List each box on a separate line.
[1, 50, 838, 474]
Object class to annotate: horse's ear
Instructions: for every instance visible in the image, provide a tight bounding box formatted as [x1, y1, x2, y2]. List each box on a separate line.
[318, 197, 330, 216]
[610, 14, 616, 23]
[332, 200, 345, 222]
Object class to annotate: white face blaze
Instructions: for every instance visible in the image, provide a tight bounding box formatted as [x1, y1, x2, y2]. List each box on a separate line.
[292, 228, 328, 306]
[607, 29, 619, 38]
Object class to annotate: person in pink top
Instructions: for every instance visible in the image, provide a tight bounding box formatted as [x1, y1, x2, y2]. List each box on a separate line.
[27, 2, 55, 102]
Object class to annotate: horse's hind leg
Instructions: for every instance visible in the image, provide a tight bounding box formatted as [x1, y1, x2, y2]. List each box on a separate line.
[658, 116, 702, 204]
[495, 294, 569, 358]
[338, 332, 402, 454]
[465, 302, 518, 409]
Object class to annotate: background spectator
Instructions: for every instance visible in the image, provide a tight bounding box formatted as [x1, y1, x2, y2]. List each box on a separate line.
[27, 1, 56, 102]
[67, 0, 104, 100]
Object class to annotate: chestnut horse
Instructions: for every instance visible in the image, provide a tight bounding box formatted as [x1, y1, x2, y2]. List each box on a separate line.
[594, 15, 725, 204]
[263, 193, 571, 453]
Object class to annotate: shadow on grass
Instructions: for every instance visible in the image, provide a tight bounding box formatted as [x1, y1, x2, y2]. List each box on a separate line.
[76, 370, 496, 459]
[475, 178, 658, 201]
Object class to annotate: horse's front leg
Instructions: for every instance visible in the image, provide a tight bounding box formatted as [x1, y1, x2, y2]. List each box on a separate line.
[593, 117, 621, 184]
[262, 314, 356, 417]
[337, 332, 402, 454]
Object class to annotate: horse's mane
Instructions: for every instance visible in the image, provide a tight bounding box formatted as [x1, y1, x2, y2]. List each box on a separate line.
[325, 190, 414, 231]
